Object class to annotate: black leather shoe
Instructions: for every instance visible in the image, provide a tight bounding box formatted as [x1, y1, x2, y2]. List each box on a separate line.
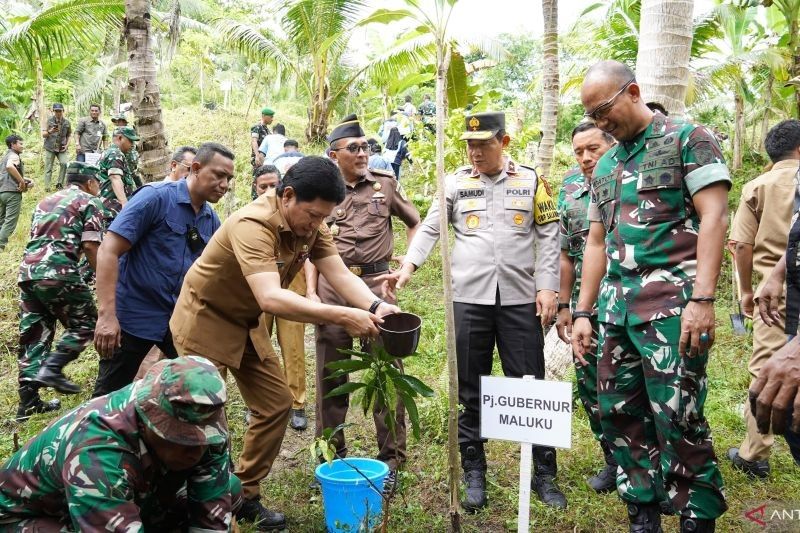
[727, 447, 770, 479]
[627, 503, 663, 533]
[237, 498, 286, 531]
[532, 473, 567, 508]
[33, 368, 80, 394]
[588, 462, 617, 493]
[462, 468, 487, 511]
[289, 408, 307, 431]
[680, 516, 715, 533]
[16, 385, 61, 421]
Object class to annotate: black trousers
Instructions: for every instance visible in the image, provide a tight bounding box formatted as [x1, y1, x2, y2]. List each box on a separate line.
[453, 298, 545, 443]
[92, 329, 178, 397]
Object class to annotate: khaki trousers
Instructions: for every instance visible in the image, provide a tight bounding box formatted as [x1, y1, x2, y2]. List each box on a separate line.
[178, 342, 293, 500]
[739, 299, 786, 461]
[314, 272, 407, 469]
[264, 272, 307, 409]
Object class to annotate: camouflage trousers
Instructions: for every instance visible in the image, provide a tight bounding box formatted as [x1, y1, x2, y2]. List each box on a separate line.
[18, 280, 97, 383]
[0, 474, 242, 532]
[574, 317, 603, 443]
[597, 316, 727, 520]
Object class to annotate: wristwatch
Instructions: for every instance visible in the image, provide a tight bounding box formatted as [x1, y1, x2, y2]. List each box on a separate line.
[369, 299, 385, 314]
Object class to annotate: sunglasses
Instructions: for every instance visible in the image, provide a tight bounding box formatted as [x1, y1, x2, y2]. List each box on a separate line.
[332, 143, 370, 154]
[584, 78, 635, 121]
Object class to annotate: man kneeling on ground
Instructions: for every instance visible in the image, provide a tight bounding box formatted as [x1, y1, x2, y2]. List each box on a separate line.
[0, 356, 240, 531]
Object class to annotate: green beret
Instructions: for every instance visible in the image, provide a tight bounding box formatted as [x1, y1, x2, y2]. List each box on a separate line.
[460, 111, 506, 141]
[114, 126, 140, 141]
[328, 114, 365, 144]
[261, 107, 275, 116]
[66, 161, 100, 182]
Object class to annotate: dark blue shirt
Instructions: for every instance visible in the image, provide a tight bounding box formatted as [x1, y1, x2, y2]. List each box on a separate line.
[109, 180, 220, 341]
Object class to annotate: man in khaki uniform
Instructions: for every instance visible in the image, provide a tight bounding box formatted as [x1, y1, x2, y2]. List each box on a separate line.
[170, 156, 400, 530]
[311, 115, 420, 486]
[728, 119, 800, 477]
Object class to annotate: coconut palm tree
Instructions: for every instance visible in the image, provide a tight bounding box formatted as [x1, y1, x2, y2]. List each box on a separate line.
[635, 0, 695, 117]
[535, 0, 558, 179]
[0, 0, 124, 132]
[125, 0, 170, 181]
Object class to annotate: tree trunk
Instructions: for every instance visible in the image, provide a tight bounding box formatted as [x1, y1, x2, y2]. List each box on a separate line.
[634, 0, 694, 117]
[733, 91, 744, 169]
[35, 54, 46, 135]
[534, 0, 559, 178]
[790, 16, 800, 118]
[113, 33, 125, 113]
[125, 0, 169, 182]
[759, 72, 773, 152]
[434, 43, 460, 533]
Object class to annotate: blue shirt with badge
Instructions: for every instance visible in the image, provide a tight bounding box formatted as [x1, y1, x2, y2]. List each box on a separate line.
[109, 179, 220, 341]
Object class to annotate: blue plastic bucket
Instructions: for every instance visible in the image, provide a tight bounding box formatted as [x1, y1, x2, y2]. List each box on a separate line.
[315, 458, 389, 532]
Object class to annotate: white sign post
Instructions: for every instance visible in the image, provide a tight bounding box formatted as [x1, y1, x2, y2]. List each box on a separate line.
[480, 375, 573, 532]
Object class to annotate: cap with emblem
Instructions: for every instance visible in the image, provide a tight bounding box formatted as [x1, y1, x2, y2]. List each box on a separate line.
[460, 111, 506, 141]
[134, 356, 228, 446]
[52, 103, 64, 111]
[262, 107, 276, 117]
[65, 161, 101, 182]
[114, 126, 140, 141]
[328, 114, 366, 144]
[111, 114, 128, 124]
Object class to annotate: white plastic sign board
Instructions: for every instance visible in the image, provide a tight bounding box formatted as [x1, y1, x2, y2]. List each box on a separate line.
[479, 375, 573, 449]
[84, 153, 101, 166]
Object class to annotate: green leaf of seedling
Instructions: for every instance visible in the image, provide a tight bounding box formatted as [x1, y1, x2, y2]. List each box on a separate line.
[400, 393, 422, 439]
[325, 359, 372, 373]
[325, 382, 366, 398]
[397, 375, 435, 397]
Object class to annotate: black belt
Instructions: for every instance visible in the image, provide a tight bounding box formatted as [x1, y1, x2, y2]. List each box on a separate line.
[347, 262, 390, 276]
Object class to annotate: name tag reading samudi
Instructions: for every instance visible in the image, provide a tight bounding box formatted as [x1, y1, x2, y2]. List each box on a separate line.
[480, 376, 572, 448]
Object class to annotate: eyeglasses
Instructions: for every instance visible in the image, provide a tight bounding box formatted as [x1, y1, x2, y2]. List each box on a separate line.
[584, 78, 635, 121]
[332, 143, 370, 154]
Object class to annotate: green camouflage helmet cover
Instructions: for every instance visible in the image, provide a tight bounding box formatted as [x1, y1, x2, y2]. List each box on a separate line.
[134, 356, 228, 446]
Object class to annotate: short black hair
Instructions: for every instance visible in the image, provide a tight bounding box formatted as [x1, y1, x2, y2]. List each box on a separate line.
[765, 120, 800, 163]
[284, 139, 299, 149]
[253, 164, 281, 180]
[195, 142, 234, 165]
[646, 102, 668, 115]
[274, 123, 286, 136]
[5, 134, 22, 148]
[89, 104, 101, 111]
[405, 95, 412, 103]
[277, 156, 345, 204]
[171, 145, 197, 164]
[571, 122, 614, 143]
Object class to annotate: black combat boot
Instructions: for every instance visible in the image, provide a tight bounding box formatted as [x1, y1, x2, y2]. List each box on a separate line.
[460, 442, 487, 512]
[16, 384, 61, 421]
[627, 502, 663, 533]
[33, 352, 80, 394]
[680, 516, 715, 533]
[588, 440, 617, 493]
[289, 408, 307, 431]
[532, 446, 567, 509]
[727, 447, 770, 479]
[237, 498, 286, 531]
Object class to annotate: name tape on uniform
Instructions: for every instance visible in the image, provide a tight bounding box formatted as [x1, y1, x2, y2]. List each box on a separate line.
[479, 376, 572, 448]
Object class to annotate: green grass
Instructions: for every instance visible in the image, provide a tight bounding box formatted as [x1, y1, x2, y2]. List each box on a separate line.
[0, 107, 797, 532]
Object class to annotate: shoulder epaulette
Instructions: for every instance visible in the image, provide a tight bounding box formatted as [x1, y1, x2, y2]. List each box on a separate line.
[369, 167, 396, 178]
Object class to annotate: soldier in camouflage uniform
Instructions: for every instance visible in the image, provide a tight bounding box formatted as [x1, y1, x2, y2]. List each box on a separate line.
[572, 61, 729, 533]
[555, 121, 616, 493]
[16, 162, 104, 420]
[97, 126, 139, 221]
[110, 114, 142, 187]
[0, 356, 241, 531]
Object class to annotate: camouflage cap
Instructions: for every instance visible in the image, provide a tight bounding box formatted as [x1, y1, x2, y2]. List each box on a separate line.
[460, 111, 505, 141]
[110, 114, 128, 124]
[65, 161, 101, 181]
[134, 356, 228, 446]
[114, 126, 140, 141]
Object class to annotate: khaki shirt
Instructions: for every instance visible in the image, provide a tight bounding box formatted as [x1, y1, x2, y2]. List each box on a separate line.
[327, 168, 420, 265]
[730, 158, 800, 296]
[405, 158, 560, 305]
[43, 116, 71, 153]
[170, 193, 339, 368]
[76, 117, 109, 153]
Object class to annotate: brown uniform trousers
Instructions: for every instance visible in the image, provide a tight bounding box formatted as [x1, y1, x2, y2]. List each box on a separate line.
[264, 271, 308, 409]
[315, 272, 407, 469]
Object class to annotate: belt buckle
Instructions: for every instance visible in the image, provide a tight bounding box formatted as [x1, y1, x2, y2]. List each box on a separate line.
[349, 266, 362, 276]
